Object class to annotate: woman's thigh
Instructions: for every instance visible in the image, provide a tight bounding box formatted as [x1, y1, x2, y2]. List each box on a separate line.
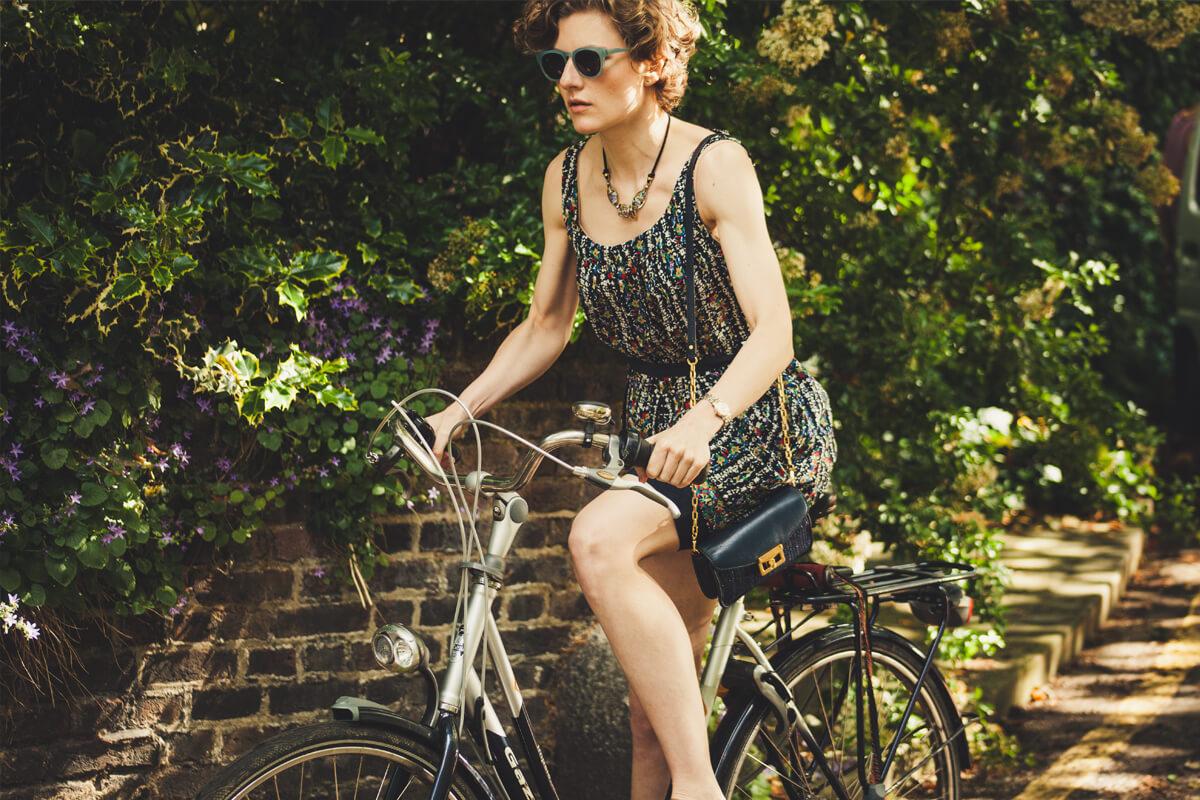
[569, 487, 682, 566]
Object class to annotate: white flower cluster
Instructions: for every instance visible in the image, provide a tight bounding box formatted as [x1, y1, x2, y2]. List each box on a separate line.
[1, 593, 40, 641]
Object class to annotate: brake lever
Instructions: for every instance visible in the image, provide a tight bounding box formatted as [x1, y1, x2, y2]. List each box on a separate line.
[573, 466, 682, 519]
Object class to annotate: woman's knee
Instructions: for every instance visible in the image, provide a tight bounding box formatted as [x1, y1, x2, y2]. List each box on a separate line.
[567, 518, 633, 584]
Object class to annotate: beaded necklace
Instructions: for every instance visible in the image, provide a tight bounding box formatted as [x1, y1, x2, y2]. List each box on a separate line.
[601, 114, 671, 220]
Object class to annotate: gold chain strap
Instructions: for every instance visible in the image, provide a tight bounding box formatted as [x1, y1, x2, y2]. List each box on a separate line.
[688, 358, 797, 553]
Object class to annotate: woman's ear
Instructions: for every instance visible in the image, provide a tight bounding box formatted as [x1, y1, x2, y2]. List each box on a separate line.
[638, 50, 669, 86]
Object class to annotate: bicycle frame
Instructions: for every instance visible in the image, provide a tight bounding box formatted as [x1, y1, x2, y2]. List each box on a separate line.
[344, 398, 976, 800]
[414, 484, 797, 800]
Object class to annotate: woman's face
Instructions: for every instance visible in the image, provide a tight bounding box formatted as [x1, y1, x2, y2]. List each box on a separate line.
[551, 10, 660, 131]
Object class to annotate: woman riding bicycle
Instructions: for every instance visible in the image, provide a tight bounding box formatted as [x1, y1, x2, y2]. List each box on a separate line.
[424, 2, 838, 798]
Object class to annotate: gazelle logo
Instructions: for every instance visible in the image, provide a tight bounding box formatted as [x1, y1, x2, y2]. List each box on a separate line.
[504, 746, 535, 799]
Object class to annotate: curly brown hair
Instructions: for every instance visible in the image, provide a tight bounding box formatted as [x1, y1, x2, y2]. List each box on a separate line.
[511, 0, 704, 113]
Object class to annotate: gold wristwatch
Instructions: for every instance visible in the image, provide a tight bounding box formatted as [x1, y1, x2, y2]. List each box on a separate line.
[702, 391, 732, 428]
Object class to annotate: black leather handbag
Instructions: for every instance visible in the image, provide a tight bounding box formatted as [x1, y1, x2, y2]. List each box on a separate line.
[676, 134, 815, 607]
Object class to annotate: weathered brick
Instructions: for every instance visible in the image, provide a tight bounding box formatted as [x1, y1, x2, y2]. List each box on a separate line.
[141, 646, 237, 685]
[516, 515, 571, 549]
[192, 687, 261, 720]
[377, 556, 445, 591]
[128, 692, 187, 729]
[196, 568, 294, 603]
[75, 649, 138, 693]
[247, 647, 297, 677]
[169, 608, 214, 642]
[549, 588, 592, 620]
[164, 729, 218, 764]
[212, 606, 275, 640]
[522, 475, 589, 513]
[507, 551, 575, 587]
[273, 602, 372, 637]
[300, 642, 345, 673]
[501, 624, 576, 656]
[418, 520, 467, 552]
[271, 523, 315, 561]
[506, 592, 545, 621]
[3, 735, 162, 782]
[419, 594, 462, 627]
[360, 675, 435, 714]
[376, 598, 418, 626]
[268, 679, 357, 715]
[381, 521, 417, 553]
[300, 571, 350, 600]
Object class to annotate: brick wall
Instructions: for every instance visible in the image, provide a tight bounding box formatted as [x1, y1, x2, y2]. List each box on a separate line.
[0, 329, 632, 799]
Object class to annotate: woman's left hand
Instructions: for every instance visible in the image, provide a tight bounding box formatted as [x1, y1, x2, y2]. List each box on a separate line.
[634, 409, 721, 488]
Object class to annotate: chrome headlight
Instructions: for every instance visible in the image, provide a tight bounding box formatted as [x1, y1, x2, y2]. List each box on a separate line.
[372, 623, 430, 675]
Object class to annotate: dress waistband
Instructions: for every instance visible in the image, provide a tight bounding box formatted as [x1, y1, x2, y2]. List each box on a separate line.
[625, 351, 739, 378]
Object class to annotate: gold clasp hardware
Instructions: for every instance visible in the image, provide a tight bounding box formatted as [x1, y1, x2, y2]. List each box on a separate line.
[758, 543, 785, 575]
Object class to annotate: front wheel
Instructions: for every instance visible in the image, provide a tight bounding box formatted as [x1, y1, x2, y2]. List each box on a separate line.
[713, 629, 963, 799]
[196, 720, 489, 800]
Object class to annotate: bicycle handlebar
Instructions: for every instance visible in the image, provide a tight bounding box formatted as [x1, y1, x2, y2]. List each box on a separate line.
[370, 401, 707, 519]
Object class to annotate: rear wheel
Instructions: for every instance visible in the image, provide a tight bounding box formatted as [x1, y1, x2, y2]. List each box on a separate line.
[714, 630, 963, 799]
[196, 720, 489, 800]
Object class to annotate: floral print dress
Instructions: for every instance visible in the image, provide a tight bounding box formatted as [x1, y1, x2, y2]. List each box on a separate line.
[562, 130, 837, 549]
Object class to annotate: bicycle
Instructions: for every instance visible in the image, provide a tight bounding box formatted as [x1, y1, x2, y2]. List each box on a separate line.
[196, 388, 978, 800]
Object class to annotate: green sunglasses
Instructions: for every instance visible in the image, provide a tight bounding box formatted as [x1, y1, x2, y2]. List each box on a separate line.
[535, 46, 629, 80]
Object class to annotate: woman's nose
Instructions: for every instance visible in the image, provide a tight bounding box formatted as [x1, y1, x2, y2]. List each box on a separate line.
[557, 61, 583, 89]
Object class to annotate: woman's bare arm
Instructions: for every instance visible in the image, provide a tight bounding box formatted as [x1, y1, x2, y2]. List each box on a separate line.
[454, 148, 581, 418]
[680, 139, 794, 437]
[640, 139, 796, 487]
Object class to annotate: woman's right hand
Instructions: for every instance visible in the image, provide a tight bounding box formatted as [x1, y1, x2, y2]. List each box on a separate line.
[424, 404, 470, 470]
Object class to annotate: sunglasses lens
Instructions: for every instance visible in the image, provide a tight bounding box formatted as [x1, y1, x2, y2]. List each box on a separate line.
[575, 49, 602, 77]
[540, 52, 566, 79]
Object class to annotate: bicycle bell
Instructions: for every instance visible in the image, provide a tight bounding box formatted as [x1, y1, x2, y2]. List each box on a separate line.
[572, 401, 612, 425]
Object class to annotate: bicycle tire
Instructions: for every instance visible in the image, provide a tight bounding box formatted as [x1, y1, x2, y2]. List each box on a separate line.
[712, 627, 963, 800]
[195, 720, 493, 800]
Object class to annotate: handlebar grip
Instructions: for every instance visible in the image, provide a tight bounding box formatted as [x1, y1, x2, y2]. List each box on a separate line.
[618, 430, 709, 485]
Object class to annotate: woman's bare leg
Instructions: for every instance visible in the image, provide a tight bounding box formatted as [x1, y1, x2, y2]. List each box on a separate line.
[569, 489, 724, 800]
[629, 547, 718, 800]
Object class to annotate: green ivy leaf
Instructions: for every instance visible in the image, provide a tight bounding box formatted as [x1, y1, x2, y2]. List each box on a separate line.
[7, 362, 30, 384]
[321, 135, 348, 168]
[80, 482, 108, 506]
[46, 555, 77, 586]
[78, 539, 107, 569]
[288, 250, 347, 283]
[155, 585, 177, 607]
[107, 152, 139, 189]
[0, 568, 21, 592]
[110, 273, 145, 302]
[344, 125, 384, 145]
[314, 385, 357, 410]
[277, 280, 308, 321]
[40, 444, 69, 470]
[18, 206, 58, 247]
[24, 583, 46, 607]
[257, 428, 283, 451]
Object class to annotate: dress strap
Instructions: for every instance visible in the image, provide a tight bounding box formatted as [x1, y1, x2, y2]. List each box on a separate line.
[561, 138, 586, 231]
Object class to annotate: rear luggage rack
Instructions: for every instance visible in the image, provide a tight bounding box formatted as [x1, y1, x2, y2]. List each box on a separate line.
[767, 559, 977, 606]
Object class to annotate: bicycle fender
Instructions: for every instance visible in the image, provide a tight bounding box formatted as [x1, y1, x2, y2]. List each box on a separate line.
[330, 696, 500, 799]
